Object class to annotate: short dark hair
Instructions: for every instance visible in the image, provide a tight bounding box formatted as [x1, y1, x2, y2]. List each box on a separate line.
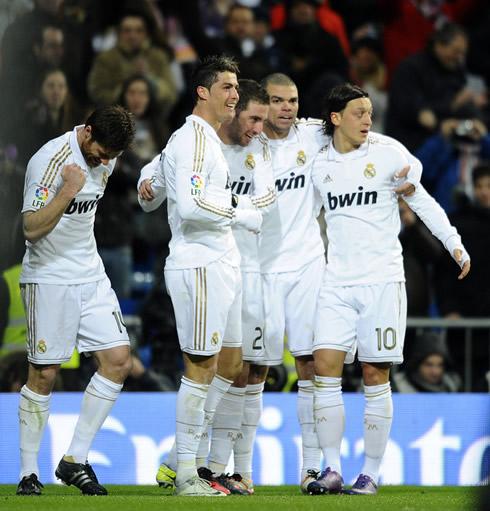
[321, 83, 369, 136]
[85, 105, 135, 153]
[428, 22, 467, 49]
[190, 55, 239, 104]
[472, 161, 490, 185]
[260, 73, 296, 91]
[235, 79, 269, 116]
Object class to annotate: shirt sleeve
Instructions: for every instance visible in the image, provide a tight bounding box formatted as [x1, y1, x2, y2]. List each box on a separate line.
[404, 184, 470, 266]
[137, 153, 167, 212]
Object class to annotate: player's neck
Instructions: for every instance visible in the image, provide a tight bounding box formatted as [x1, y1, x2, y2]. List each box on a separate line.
[263, 121, 289, 140]
[333, 132, 360, 154]
[192, 104, 221, 133]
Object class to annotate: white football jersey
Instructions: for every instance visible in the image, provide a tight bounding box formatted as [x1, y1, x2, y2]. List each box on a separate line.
[20, 126, 115, 284]
[162, 115, 241, 270]
[312, 135, 466, 286]
[259, 118, 326, 273]
[223, 135, 276, 272]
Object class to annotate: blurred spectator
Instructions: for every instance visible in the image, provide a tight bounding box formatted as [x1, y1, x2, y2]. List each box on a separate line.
[379, 0, 486, 85]
[398, 198, 444, 318]
[416, 116, 490, 214]
[392, 332, 462, 393]
[349, 34, 387, 133]
[118, 74, 171, 162]
[273, 0, 350, 117]
[0, 23, 65, 141]
[270, 0, 351, 57]
[386, 23, 488, 153]
[13, 68, 85, 166]
[87, 9, 176, 113]
[433, 162, 490, 390]
[175, 1, 275, 83]
[0, 351, 29, 392]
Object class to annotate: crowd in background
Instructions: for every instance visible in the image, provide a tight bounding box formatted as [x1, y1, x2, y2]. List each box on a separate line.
[1, 0, 489, 393]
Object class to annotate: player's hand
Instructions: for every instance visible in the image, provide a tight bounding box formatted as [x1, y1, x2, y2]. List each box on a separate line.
[61, 163, 86, 196]
[453, 249, 471, 280]
[394, 166, 416, 197]
[138, 179, 154, 201]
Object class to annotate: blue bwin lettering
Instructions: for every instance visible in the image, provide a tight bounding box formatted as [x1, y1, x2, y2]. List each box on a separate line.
[327, 187, 377, 210]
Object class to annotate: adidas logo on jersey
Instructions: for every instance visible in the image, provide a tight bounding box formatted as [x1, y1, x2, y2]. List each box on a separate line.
[327, 186, 378, 210]
[323, 174, 333, 183]
[65, 196, 102, 215]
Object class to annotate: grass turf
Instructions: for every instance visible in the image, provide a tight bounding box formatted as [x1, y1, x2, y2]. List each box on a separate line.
[0, 484, 485, 511]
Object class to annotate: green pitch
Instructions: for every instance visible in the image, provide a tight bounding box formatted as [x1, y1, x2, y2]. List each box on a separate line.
[0, 484, 484, 511]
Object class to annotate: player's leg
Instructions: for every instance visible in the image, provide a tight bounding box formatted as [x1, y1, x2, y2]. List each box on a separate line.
[196, 348, 240, 471]
[232, 363, 268, 494]
[346, 282, 406, 496]
[57, 278, 132, 495]
[308, 283, 359, 495]
[166, 262, 240, 496]
[17, 283, 77, 495]
[284, 257, 325, 492]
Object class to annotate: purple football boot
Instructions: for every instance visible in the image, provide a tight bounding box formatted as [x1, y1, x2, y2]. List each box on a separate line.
[306, 467, 344, 495]
[345, 474, 378, 495]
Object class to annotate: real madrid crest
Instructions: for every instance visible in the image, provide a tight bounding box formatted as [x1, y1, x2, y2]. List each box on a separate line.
[211, 332, 219, 346]
[102, 171, 108, 187]
[36, 340, 47, 354]
[297, 150, 306, 166]
[245, 154, 255, 170]
[364, 164, 376, 179]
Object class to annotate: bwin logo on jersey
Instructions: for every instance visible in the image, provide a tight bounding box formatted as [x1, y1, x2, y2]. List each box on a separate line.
[296, 150, 306, 166]
[245, 154, 255, 170]
[364, 164, 376, 178]
[275, 172, 306, 192]
[65, 195, 102, 215]
[231, 176, 251, 195]
[327, 186, 377, 210]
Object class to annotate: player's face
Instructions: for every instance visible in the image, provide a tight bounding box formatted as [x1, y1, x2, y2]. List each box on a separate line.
[418, 354, 444, 385]
[226, 101, 269, 146]
[207, 71, 239, 123]
[473, 175, 490, 208]
[80, 128, 121, 168]
[333, 97, 372, 152]
[265, 84, 299, 137]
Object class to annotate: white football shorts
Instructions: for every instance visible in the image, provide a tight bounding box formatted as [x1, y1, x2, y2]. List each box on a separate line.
[313, 280, 407, 364]
[261, 256, 326, 366]
[21, 276, 130, 365]
[164, 258, 242, 356]
[241, 271, 265, 364]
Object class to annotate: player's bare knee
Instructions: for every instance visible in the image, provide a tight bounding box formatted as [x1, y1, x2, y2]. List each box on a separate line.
[361, 362, 391, 386]
[28, 364, 59, 394]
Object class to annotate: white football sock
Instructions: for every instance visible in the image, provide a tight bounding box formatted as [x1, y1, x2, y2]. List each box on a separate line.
[18, 385, 50, 479]
[163, 441, 177, 472]
[361, 382, 393, 483]
[298, 379, 322, 479]
[208, 386, 246, 474]
[313, 375, 344, 474]
[195, 374, 233, 469]
[175, 376, 209, 485]
[234, 382, 264, 478]
[66, 372, 122, 463]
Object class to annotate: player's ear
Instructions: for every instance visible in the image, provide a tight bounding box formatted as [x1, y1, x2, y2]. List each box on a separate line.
[197, 86, 209, 101]
[84, 125, 92, 141]
[331, 112, 340, 127]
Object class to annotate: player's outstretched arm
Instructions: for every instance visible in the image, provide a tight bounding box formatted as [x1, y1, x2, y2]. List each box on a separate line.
[452, 249, 471, 280]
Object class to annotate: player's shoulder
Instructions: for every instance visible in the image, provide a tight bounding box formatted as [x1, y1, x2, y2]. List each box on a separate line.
[27, 132, 73, 170]
[250, 134, 272, 162]
[367, 132, 406, 158]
